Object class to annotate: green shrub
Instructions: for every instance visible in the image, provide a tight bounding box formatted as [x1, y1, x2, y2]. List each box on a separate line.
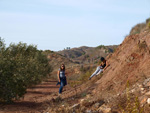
[71, 55, 75, 58]
[0, 38, 52, 102]
[94, 61, 98, 64]
[96, 45, 106, 49]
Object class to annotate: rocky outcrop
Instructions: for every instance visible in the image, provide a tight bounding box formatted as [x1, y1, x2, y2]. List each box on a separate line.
[89, 22, 150, 112]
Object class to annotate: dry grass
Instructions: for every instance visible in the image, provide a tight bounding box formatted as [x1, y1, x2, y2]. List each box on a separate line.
[138, 40, 147, 52]
[118, 82, 144, 113]
[67, 65, 96, 87]
[130, 23, 146, 35]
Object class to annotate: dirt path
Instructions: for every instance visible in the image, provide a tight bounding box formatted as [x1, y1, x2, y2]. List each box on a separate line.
[0, 78, 90, 113]
[0, 80, 69, 113]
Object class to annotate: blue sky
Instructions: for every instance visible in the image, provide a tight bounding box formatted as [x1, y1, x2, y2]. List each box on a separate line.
[0, 0, 150, 51]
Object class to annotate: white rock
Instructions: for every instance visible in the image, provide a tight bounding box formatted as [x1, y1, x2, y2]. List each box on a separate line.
[86, 110, 92, 113]
[146, 81, 150, 87]
[141, 88, 145, 91]
[141, 90, 146, 94]
[62, 105, 65, 107]
[80, 99, 85, 102]
[80, 99, 86, 106]
[143, 78, 150, 86]
[147, 98, 150, 104]
[70, 103, 80, 109]
[139, 96, 148, 105]
[117, 93, 120, 96]
[131, 89, 135, 93]
[98, 104, 111, 113]
[138, 84, 143, 88]
[145, 91, 150, 96]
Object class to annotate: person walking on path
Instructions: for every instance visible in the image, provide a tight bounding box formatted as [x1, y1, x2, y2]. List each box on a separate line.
[57, 64, 67, 95]
[89, 57, 109, 80]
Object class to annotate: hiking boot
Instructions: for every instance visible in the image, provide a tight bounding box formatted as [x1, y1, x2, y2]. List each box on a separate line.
[58, 93, 62, 97]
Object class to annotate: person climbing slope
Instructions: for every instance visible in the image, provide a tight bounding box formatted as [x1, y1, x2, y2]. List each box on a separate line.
[89, 57, 109, 80]
[57, 64, 67, 95]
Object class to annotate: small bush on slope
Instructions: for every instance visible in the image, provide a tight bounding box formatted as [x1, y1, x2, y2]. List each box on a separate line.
[119, 82, 143, 113]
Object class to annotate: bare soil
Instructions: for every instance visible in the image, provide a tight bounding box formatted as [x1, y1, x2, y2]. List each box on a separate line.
[0, 80, 70, 113]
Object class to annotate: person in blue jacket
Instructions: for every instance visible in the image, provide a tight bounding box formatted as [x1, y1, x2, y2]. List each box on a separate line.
[89, 57, 109, 80]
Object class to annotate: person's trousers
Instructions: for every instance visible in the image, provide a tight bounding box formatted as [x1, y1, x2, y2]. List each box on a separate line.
[59, 81, 64, 94]
[89, 66, 103, 79]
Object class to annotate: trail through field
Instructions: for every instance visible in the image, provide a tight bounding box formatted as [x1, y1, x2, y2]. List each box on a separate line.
[0, 80, 70, 113]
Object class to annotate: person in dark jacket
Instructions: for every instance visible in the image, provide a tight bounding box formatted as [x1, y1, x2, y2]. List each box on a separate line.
[57, 64, 67, 95]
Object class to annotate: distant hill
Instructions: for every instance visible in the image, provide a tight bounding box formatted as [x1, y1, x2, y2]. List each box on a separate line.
[43, 50, 77, 71]
[57, 45, 118, 64]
